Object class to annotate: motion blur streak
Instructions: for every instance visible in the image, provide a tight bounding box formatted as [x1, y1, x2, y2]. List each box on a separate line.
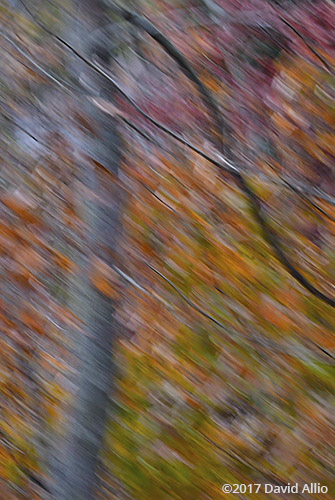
[0, 1, 335, 499]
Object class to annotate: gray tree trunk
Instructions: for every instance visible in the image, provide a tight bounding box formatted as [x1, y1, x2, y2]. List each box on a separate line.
[49, 1, 123, 499]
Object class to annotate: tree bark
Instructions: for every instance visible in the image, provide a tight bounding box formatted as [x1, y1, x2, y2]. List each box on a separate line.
[50, 1, 123, 499]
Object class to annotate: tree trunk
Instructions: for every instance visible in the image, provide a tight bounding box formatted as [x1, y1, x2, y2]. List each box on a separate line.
[50, 1, 123, 499]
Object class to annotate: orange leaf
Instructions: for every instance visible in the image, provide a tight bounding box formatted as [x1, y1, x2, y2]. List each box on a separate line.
[91, 258, 120, 298]
[2, 189, 39, 223]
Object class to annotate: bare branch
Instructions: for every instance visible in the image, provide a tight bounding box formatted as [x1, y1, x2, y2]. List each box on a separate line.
[279, 17, 333, 74]
[148, 264, 232, 333]
[94, 86, 335, 307]
[268, 166, 335, 223]
[1, 31, 76, 91]
[149, 265, 335, 360]
[108, 2, 227, 149]
[238, 176, 335, 307]
[0, 108, 75, 172]
[16, 0, 335, 307]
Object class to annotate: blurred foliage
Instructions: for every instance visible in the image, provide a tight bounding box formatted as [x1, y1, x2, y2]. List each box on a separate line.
[1, 0, 335, 499]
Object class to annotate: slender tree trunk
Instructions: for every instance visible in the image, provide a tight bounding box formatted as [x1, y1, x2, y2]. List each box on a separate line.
[50, 1, 123, 499]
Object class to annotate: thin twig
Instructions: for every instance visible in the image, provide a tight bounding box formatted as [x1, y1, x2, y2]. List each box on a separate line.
[215, 286, 335, 361]
[267, 165, 335, 223]
[148, 264, 232, 332]
[0, 108, 75, 173]
[280, 17, 333, 74]
[1, 31, 76, 91]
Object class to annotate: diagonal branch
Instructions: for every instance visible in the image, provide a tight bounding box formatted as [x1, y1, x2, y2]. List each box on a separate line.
[279, 17, 333, 74]
[17, 0, 226, 150]
[149, 265, 335, 360]
[16, 0, 335, 307]
[7, 38, 333, 225]
[148, 264, 232, 333]
[0, 108, 75, 172]
[107, 2, 226, 149]
[266, 164, 335, 223]
[1, 31, 76, 91]
[91, 88, 335, 307]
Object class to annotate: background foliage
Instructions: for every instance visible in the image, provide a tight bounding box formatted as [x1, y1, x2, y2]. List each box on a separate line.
[1, 0, 335, 498]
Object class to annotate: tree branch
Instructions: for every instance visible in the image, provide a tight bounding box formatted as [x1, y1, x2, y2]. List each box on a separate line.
[148, 264, 232, 333]
[108, 2, 226, 149]
[15, 0, 335, 307]
[149, 265, 335, 360]
[267, 165, 335, 223]
[279, 17, 333, 74]
[92, 86, 335, 307]
[1, 31, 76, 91]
